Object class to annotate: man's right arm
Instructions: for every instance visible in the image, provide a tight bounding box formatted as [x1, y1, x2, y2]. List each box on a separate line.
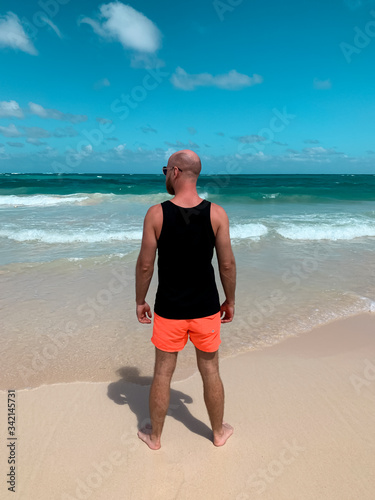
[213, 204, 236, 323]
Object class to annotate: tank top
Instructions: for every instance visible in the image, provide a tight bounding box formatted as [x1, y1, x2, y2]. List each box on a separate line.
[154, 199, 221, 319]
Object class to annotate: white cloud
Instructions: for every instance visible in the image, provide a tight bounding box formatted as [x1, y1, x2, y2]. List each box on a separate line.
[2, 142, 372, 174]
[130, 52, 165, 69]
[28, 102, 87, 123]
[233, 135, 266, 143]
[171, 67, 263, 91]
[0, 12, 37, 55]
[0, 124, 22, 138]
[53, 126, 79, 138]
[41, 16, 62, 39]
[283, 146, 347, 163]
[27, 138, 47, 146]
[313, 78, 332, 90]
[79, 17, 105, 35]
[164, 147, 176, 161]
[66, 144, 93, 162]
[0, 100, 24, 118]
[0, 146, 7, 160]
[23, 126, 51, 139]
[96, 117, 113, 124]
[94, 78, 111, 90]
[37, 146, 59, 158]
[114, 143, 126, 153]
[303, 146, 339, 155]
[255, 151, 265, 158]
[79, 2, 161, 53]
[141, 125, 157, 134]
[164, 140, 199, 149]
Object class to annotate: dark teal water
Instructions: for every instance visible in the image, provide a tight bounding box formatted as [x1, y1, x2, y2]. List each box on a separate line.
[1, 174, 375, 267]
[1, 173, 375, 202]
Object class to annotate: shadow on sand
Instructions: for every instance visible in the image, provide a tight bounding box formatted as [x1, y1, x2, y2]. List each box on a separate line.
[107, 367, 212, 442]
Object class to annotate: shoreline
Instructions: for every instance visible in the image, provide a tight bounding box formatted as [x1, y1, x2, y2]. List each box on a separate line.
[2, 309, 374, 391]
[1, 312, 374, 498]
[1, 308, 373, 391]
[2, 228, 375, 391]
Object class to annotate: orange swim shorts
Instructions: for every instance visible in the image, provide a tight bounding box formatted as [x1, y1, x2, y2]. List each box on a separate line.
[151, 311, 222, 353]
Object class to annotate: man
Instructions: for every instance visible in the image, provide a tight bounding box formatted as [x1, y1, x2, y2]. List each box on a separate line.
[135, 149, 236, 450]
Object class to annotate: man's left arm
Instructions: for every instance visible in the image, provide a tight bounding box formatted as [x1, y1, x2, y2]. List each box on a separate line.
[135, 206, 158, 323]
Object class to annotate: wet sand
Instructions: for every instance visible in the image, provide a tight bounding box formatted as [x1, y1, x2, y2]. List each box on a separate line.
[1, 313, 374, 499]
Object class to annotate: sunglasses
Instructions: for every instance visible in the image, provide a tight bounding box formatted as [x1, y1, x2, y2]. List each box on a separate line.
[162, 166, 183, 175]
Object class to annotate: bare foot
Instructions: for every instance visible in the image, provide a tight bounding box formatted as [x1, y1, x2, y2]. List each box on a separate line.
[137, 424, 161, 450]
[213, 422, 234, 447]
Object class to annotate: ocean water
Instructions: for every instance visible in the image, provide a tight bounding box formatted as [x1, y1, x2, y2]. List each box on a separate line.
[1, 173, 375, 264]
[1, 173, 375, 388]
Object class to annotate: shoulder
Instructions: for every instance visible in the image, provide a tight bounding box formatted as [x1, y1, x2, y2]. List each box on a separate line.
[145, 203, 163, 220]
[210, 202, 229, 222]
[209, 202, 229, 236]
[145, 204, 163, 239]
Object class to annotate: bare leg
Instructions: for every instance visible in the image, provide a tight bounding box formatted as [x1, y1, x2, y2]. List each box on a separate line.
[195, 347, 233, 446]
[138, 348, 178, 450]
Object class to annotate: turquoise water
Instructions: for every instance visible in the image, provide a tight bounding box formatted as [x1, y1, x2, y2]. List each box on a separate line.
[1, 173, 375, 387]
[1, 173, 375, 265]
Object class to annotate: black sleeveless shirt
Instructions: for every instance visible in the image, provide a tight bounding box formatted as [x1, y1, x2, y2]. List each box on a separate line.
[154, 199, 221, 319]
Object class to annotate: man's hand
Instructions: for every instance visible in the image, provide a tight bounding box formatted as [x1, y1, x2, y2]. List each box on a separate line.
[136, 302, 152, 324]
[220, 300, 234, 323]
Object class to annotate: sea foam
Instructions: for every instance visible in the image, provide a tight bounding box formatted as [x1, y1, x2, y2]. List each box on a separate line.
[0, 194, 88, 207]
[0, 229, 143, 244]
[230, 223, 268, 240]
[276, 223, 375, 241]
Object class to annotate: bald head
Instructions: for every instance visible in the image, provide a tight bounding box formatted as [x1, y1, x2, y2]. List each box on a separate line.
[167, 149, 201, 179]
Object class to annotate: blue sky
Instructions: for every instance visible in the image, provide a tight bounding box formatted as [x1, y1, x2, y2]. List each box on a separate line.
[0, 0, 375, 174]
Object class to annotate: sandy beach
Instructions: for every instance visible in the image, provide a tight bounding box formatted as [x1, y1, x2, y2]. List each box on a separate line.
[1, 0, 375, 494]
[1, 312, 374, 499]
